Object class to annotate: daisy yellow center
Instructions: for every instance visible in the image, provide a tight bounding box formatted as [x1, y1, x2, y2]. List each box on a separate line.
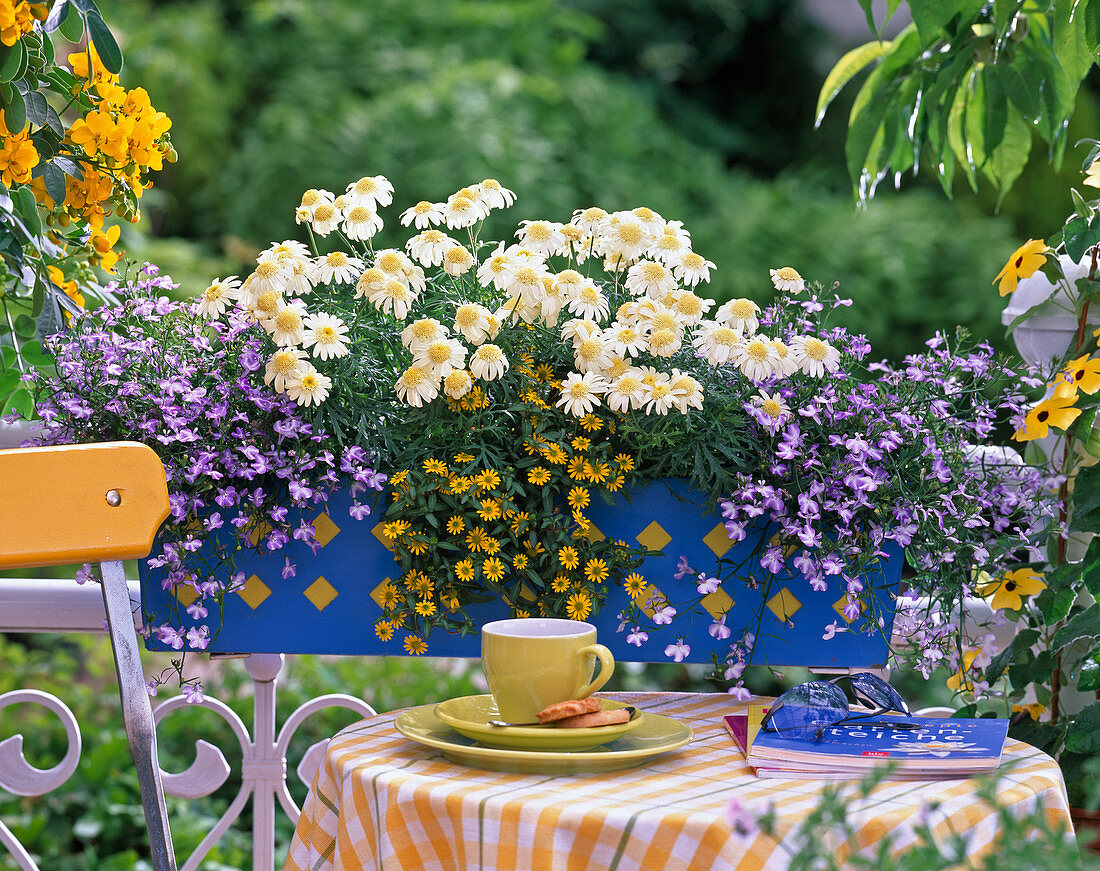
[255, 291, 280, 315]
[618, 376, 641, 392]
[681, 252, 704, 269]
[444, 247, 469, 265]
[728, 299, 755, 319]
[316, 326, 337, 342]
[561, 225, 582, 241]
[488, 256, 508, 273]
[676, 296, 702, 317]
[641, 372, 657, 386]
[275, 308, 302, 332]
[312, 203, 336, 224]
[803, 338, 828, 360]
[713, 326, 738, 346]
[445, 370, 470, 389]
[377, 251, 404, 273]
[300, 190, 321, 207]
[580, 286, 600, 304]
[271, 351, 299, 373]
[569, 381, 592, 399]
[618, 223, 643, 246]
[385, 280, 410, 299]
[773, 341, 790, 358]
[655, 235, 681, 251]
[255, 261, 280, 279]
[482, 179, 501, 191]
[617, 328, 638, 342]
[360, 267, 385, 285]
[455, 305, 481, 328]
[402, 367, 428, 387]
[301, 373, 319, 390]
[775, 267, 801, 281]
[326, 252, 349, 267]
[411, 319, 437, 341]
[761, 399, 782, 417]
[581, 208, 606, 222]
[650, 328, 675, 349]
[427, 341, 452, 364]
[634, 207, 656, 220]
[608, 358, 629, 377]
[347, 206, 373, 222]
[558, 269, 582, 284]
[746, 340, 769, 361]
[651, 312, 677, 332]
[477, 345, 502, 362]
[526, 222, 553, 242]
[204, 285, 225, 302]
[651, 383, 670, 399]
[450, 196, 473, 212]
[457, 187, 478, 200]
[413, 201, 433, 214]
[353, 178, 379, 195]
[514, 266, 539, 285]
[578, 337, 603, 360]
[421, 230, 446, 244]
[642, 262, 666, 281]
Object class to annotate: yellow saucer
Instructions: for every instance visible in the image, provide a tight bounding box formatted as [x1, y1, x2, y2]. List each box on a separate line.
[395, 703, 693, 774]
[435, 695, 642, 751]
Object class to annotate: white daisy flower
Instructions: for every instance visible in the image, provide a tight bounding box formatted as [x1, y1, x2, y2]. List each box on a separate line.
[309, 200, 342, 236]
[405, 263, 427, 294]
[401, 317, 448, 351]
[343, 205, 384, 241]
[606, 371, 645, 412]
[714, 298, 761, 335]
[736, 337, 779, 382]
[294, 206, 312, 225]
[374, 249, 412, 279]
[574, 333, 612, 374]
[442, 194, 482, 229]
[197, 276, 241, 319]
[405, 230, 458, 268]
[476, 242, 515, 290]
[268, 300, 309, 346]
[566, 281, 610, 322]
[770, 266, 805, 293]
[453, 302, 493, 344]
[399, 200, 445, 228]
[537, 279, 566, 327]
[624, 260, 677, 298]
[598, 214, 651, 265]
[302, 313, 350, 360]
[354, 267, 387, 300]
[771, 338, 799, 377]
[642, 372, 684, 415]
[515, 220, 566, 257]
[561, 317, 602, 349]
[502, 263, 549, 308]
[668, 289, 713, 325]
[249, 289, 283, 325]
[753, 390, 791, 421]
[673, 250, 715, 286]
[297, 189, 335, 221]
[285, 362, 332, 407]
[557, 371, 607, 417]
[250, 257, 287, 295]
[647, 327, 682, 358]
[647, 220, 691, 265]
[605, 353, 631, 378]
[268, 239, 312, 260]
[264, 347, 306, 392]
[412, 337, 467, 378]
[483, 309, 503, 340]
[315, 251, 363, 285]
[570, 206, 609, 236]
[367, 279, 417, 320]
[475, 179, 516, 210]
[790, 335, 841, 377]
[395, 365, 439, 407]
[630, 206, 665, 234]
[284, 258, 316, 296]
[345, 175, 394, 211]
[603, 323, 648, 358]
[443, 369, 473, 400]
[470, 344, 509, 381]
[693, 320, 742, 366]
[670, 370, 704, 413]
[442, 244, 474, 276]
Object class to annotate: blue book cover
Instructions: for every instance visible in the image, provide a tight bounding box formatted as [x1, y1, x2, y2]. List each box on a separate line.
[747, 716, 1010, 772]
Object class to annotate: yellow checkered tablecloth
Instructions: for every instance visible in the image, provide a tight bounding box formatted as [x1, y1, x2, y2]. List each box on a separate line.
[285, 692, 1072, 871]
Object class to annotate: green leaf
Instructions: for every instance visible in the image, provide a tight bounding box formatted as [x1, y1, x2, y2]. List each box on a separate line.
[1009, 649, 1056, 687]
[24, 89, 47, 127]
[1087, 0, 1100, 48]
[988, 111, 1032, 207]
[947, 68, 980, 192]
[1065, 700, 1100, 754]
[1008, 717, 1065, 756]
[1071, 463, 1100, 529]
[981, 65, 1007, 159]
[816, 40, 892, 128]
[1079, 655, 1100, 693]
[43, 0, 69, 32]
[1036, 584, 1076, 623]
[1052, 605, 1100, 651]
[986, 627, 1039, 683]
[2, 384, 35, 420]
[1071, 187, 1095, 220]
[51, 155, 83, 180]
[58, 2, 84, 42]
[1063, 215, 1100, 262]
[42, 161, 66, 205]
[0, 40, 24, 83]
[3, 82, 26, 133]
[1002, 62, 1041, 120]
[910, 0, 984, 42]
[85, 9, 122, 75]
[12, 313, 34, 339]
[11, 185, 39, 238]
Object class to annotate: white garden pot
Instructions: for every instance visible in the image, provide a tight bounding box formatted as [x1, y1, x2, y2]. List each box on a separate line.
[0, 418, 45, 449]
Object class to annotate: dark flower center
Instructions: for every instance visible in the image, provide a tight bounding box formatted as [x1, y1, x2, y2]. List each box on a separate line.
[1037, 410, 1049, 422]
[1005, 581, 1018, 591]
[1015, 256, 1024, 268]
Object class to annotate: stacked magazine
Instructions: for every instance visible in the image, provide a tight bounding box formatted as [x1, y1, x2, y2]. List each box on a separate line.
[726, 706, 1010, 780]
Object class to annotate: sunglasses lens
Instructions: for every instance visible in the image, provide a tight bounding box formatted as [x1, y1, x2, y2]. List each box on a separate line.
[848, 673, 910, 715]
[765, 681, 849, 737]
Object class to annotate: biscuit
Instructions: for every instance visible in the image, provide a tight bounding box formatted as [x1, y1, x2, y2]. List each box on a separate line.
[534, 697, 601, 723]
[554, 708, 632, 729]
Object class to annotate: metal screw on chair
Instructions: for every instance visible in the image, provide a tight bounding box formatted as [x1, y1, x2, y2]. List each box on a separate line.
[106, 489, 122, 507]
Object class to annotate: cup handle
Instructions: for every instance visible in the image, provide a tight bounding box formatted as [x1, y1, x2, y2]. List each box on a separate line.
[576, 644, 615, 698]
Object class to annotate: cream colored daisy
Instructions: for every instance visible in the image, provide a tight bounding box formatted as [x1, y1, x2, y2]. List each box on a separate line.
[285, 362, 333, 407]
[673, 250, 715, 287]
[405, 230, 457, 268]
[475, 179, 516, 210]
[342, 205, 384, 241]
[197, 276, 241, 319]
[642, 372, 683, 415]
[668, 289, 712, 324]
[442, 244, 474, 276]
[442, 194, 482, 229]
[630, 206, 665, 235]
[624, 260, 677, 298]
[250, 289, 283, 324]
[790, 335, 841, 377]
[771, 338, 799, 377]
[374, 248, 412, 278]
[315, 251, 363, 285]
[412, 337, 467, 378]
[367, 278, 417, 320]
[714, 298, 761, 335]
[736, 337, 778, 382]
[284, 258, 316, 297]
[753, 390, 790, 420]
[670, 370, 704, 413]
[693, 320, 741, 365]
[470, 344, 509, 381]
[603, 323, 648, 358]
[647, 327, 682, 358]
[298, 189, 334, 221]
[345, 175, 394, 211]
[443, 368, 473, 399]
[268, 300, 308, 346]
[606, 371, 645, 412]
[770, 266, 805, 293]
[566, 281, 610, 321]
[302, 313, 350, 360]
[395, 365, 440, 407]
[399, 200, 445, 228]
[310, 201, 342, 236]
[574, 333, 612, 374]
[475, 241, 515, 290]
[264, 348, 307, 392]
[354, 267, 387, 300]
[503, 263, 549, 307]
[400, 317, 448, 352]
[570, 206, 609, 235]
[557, 372, 607, 417]
[454, 302, 493, 344]
[250, 256, 287, 295]
[648, 221, 691, 265]
[561, 317, 602, 349]
[515, 220, 566, 257]
[267, 239, 311, 260]
[598, 214, 650, 264]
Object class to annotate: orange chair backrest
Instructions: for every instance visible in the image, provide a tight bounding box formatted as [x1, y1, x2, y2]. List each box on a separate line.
[0, 441, 170, 570]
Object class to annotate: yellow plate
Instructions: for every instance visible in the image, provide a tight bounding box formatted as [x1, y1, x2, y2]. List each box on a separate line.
[434, 695, 643, 751]
[395, 703, 693, 774]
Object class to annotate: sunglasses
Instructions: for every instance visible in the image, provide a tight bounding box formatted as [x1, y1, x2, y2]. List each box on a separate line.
[759, 672, 919, 741]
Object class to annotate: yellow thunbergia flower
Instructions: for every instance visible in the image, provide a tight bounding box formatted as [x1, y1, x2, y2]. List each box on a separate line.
[1012, 702, 1046, 721]
[976, 567, 1046, 611]
[1013, 382, 1081, 441]
[946, 649, 979, 693]
[446, 516, 465, 535]
[455, 559, 476, 582]
[1060, 355, 1100, 395]
[482, 536, 501, 556]
[993, 239, 1048, 296]
[466, 526, 488, 552]
[528, 466, 551, 486]
[422, 458, 449, 475]
[1085, 159, 1100, 189]
[568, 487, 590, 510]
[374, 620, 394, 641]
[551, 574, 571, 593]
[414, 599, 436, 617]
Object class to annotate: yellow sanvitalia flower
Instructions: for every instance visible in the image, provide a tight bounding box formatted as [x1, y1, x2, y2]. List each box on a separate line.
[993, 239, 1049, 297]
[551, 574, 571, 593]
[404, 636, 428, 656]
[558, 546, 580, 570]
[566, 592, 592, 621]
[1060, 355, 1100, 395]
[483, 557, 506, 583]
[976, 567, 1046, 611]
[1013, 382, 1081, 441]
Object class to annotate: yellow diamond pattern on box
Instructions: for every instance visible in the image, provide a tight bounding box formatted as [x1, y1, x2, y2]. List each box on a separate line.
[305, 576, 339, 611]
[238, 574, 272, 610]
[766, 588, 801, 622]
[636, 521, 671, 552]
[834, 593, 862, 623]
[583, 522, 606, 543]
[702, 523, 733, 558]
[247, 519, 273, 548]
[767, 532, 799, 558]
[370, 577, 395, 609]
[641, 586, 669, 619]
[701, 586, 733, 620]
[172, 583, 198, 607]
[371, 521, 394, 551]
[311, 513, 340, 548]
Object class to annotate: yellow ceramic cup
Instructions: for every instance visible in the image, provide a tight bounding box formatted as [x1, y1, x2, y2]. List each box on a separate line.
[480, 618, 615, 723]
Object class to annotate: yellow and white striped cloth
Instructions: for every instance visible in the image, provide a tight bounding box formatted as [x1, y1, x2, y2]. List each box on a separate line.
[285, 692, 1072, 870]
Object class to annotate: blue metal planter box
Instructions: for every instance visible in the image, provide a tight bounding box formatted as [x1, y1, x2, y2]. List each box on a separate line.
[142, 478, 900, 666]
